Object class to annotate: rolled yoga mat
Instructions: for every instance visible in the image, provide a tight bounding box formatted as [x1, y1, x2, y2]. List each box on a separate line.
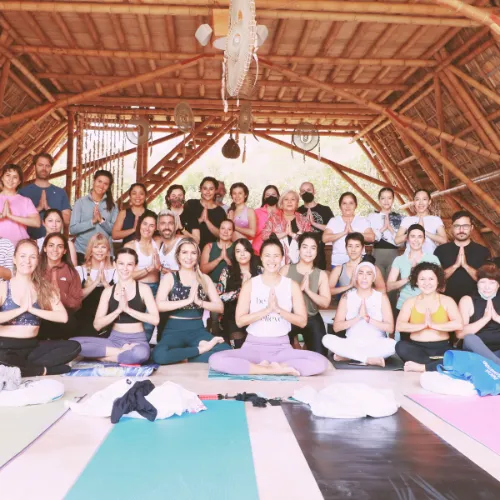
[208, 368, 298, 381]
[407, 393, 500, 456]
[66, 400, 259, 500]
[0, 397, 73, 470]
[282, 403, 500, 499]
[332, 355, 403, 371]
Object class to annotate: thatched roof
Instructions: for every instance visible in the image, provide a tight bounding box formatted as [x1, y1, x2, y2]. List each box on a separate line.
[0, 0, 499, 252]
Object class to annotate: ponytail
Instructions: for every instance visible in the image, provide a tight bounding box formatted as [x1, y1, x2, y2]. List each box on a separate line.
[94, 170, 115, 213]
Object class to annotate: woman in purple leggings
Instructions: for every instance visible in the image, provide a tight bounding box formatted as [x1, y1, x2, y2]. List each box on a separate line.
[209, 235, 329, 376]
[71, 248, 159, 364]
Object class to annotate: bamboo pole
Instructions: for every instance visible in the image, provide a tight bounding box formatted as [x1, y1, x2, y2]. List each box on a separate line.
[352, 27, 491, 142]
[0, 54, 209, 154]
[136, 140, 148, 182]
[34, 72, 411, 91]
[394, 124, 500, 217]
[75, 115, 83, 200]
[447, 65, 500, 108]
[53, 140, 67, 163]
[255, 132, 379, 209]
[433, 76, 449, 188]
[430, 0, 500, 39]
[0, 2, 480, 26]
[10, 45, 440, 68]
[65, 111, 74, 203]
[0, 59, 10, 113]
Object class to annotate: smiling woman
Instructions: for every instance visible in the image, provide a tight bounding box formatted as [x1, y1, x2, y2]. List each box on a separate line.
[0, 164, 41, 245]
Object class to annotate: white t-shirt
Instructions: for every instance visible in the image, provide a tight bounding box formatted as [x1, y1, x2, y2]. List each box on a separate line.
[159, 238, 181, 272]
[75, 266, 116, 286]
[246, 275, 292, 338]
[400, 215, 444, 255]
[345, 289, 385, 340]
[326, 215, 370, 267]
[368, 212, 399, 247]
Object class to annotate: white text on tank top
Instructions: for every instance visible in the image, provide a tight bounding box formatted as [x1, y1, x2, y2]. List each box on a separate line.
[345, 289, 386, 340]
[247, 275, 292, 338]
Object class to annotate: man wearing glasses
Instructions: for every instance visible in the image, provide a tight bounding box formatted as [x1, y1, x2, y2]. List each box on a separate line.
[434, 210, 491, 303]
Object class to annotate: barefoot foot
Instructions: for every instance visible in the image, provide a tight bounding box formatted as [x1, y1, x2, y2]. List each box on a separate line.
[367, 357, 385, 367]
[269, 362, 300, 377]
[404, 361, 425, 372]
[333, 354, 350, 362]
[198, 337, 224, 354]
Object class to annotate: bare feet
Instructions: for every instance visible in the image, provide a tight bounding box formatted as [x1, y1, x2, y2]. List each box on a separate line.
[404, 361, 425, 372]
[121, 343, 138, 352]
[367, 357, 385, 367]
[269, 362, 300, 377]
[198, 337, 225, 354]
[258, 360, 271, 367]
[333, 354, 350, 362]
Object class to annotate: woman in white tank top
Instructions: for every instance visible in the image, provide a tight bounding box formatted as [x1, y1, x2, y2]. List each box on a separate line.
[124, 211, 161, 341]
[323, 261, 396, 367]
[209, 236, 329, 377]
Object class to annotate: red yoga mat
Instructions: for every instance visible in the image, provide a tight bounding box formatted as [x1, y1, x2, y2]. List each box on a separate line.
[407, 393, 500, 455]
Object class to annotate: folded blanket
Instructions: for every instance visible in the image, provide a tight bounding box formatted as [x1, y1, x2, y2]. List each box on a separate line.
[63, 361, 159, 377]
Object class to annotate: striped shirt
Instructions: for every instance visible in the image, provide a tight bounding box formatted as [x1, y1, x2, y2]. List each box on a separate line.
[0, 237, 15, 281]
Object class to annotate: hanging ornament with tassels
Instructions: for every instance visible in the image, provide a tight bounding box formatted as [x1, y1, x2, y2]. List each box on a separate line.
[239, 102, 253, 163]
[175, 102, 195, 160]
[292, 123, 321, 163]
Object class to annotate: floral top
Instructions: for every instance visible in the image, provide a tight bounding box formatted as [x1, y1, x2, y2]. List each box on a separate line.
[217, 265, 263, 303]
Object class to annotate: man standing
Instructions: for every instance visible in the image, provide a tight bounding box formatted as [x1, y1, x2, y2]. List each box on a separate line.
[0, 236, 14, 282]
[19, 153, 72, 239]
[434, 211, 491, 303]
[215, 180, 229, 213]
[297, 181, 334, 270]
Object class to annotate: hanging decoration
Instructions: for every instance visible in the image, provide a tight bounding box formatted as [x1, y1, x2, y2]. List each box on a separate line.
[175, 102, 195, 160]
[126, 117, 152, 146]
[238, 101, 253, 163]
[222, 0, 258, 111]
[222, 131, 241, 159]
[292, 123, 321, 162]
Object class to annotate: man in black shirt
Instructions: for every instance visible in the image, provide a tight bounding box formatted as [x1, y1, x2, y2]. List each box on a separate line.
[297, 181, 334, 270]
[434, 211, 491, 303]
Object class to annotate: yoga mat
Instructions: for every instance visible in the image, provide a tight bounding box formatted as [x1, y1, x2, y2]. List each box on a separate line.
[66, 400, 259, 500]
[208, 368, 298, 382]
[407, 393, 500, 456]
[63, 361, 159, 377]
[283, 403, 500, 499]
[333, 355, 403, 371]
[0, 395, 77, 470]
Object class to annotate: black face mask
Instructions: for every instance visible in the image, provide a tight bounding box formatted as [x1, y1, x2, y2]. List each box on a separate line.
[301, 192, 314, 203]
[264, 196, 279, 206]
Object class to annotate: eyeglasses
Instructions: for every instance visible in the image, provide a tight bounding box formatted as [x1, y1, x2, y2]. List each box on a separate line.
[452, 224, 472, 230]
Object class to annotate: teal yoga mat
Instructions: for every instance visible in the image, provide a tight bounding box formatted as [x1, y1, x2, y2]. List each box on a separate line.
[66, 400, 259, 500]
[209, 368, 298, 381]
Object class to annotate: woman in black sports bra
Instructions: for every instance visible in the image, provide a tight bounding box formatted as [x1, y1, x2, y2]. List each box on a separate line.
[71, 248, 159, 365]
[152, 237, 231, 365]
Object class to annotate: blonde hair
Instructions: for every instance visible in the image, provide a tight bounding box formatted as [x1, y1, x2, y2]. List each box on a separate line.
[174, 237, 208, 294]
[278, 189, 300, 210]
[14, 239, 58, 310]
[84, 233, 112, 268]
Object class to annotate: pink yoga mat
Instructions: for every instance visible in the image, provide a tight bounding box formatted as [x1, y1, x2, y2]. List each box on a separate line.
[407, 393, 500, 456]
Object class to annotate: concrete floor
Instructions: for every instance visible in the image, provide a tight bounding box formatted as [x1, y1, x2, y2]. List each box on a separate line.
[1, 363, 499, 500]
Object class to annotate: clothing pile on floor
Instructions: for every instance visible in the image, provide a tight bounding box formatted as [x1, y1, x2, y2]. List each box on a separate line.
[293, 382, 399, 419]
[66, 379, 206, 423]
[421, 351, 500, 397]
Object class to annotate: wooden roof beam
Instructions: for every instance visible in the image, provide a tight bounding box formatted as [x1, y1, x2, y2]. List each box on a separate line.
[137, 14, 163, 97]
[0, 2, 483, 27]
[0, 60, 10, 113]
[80, 13, 115, 76]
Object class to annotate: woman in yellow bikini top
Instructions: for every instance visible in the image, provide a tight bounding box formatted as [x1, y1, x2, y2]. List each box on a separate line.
[396, 262, 463, 372]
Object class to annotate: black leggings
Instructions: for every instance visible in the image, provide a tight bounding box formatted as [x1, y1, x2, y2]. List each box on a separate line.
[289, 312, 327, 355]
[0, 336, 81, 377]
[38, 314, 79, 341]
[395, 339, 451, 371]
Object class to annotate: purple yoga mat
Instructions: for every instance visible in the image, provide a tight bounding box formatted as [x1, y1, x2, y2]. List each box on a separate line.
[407, 393, 500, 456]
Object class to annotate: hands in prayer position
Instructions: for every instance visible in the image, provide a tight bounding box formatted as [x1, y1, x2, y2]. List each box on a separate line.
[37, 190, 50, 212]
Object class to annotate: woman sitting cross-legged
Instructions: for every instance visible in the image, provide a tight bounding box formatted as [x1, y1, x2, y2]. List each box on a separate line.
[0, 239, 80, 376]
[322, 261, 395, 367]
[395, 262, 463, 372]
[152, 237, 231, 365]
[458, 263, 500, 364]
[209, 235, 329, 377]
[281, 232, 331, 354]
[71, 248, 159, 365]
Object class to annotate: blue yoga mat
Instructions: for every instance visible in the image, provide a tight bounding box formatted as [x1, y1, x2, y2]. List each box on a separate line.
[208, 368, 298, 382]
[66, 400, 259, 500]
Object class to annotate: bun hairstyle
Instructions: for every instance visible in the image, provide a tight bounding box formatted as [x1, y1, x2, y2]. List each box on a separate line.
[174, 237, 208, 294]
[14, 239, 59, 310]
[406, 223, 425, 237]
[116, 247, 139, 265]
[93, 169, 115, 212]
[260, 233, 284, 256]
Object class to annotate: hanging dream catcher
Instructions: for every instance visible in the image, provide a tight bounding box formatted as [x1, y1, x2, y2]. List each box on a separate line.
[292, 123, 321, 162]
[222, 0, 258, 111]
[126, 117, 152, 146]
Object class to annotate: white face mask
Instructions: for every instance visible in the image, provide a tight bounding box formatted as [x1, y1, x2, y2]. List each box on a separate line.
[479, 290, 498, 301]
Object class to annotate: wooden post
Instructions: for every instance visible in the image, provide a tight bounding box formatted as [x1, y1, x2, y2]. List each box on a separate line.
[136, 140, 149, 182]
[65, 111, 74, 202]
[75, 114, 83, 200]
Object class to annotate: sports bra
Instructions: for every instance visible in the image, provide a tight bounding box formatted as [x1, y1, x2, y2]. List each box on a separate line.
[234, 206, 249, 229]
[107, 282, 146, 324]
[0, 282, 41, 326]
[135, 240, 160, 270]
[409, 299, 449, 325]
[168, 271, 208, 318]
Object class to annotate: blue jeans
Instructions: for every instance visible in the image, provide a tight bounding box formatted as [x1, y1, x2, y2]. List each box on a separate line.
[143, 282, 159, 342]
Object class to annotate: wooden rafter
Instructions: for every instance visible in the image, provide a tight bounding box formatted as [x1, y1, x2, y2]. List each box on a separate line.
[433, 76, 449, 188]
[0, 59, 10, 113]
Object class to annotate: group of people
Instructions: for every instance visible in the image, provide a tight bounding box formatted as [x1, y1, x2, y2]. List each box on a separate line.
[0, 153, 499, 379]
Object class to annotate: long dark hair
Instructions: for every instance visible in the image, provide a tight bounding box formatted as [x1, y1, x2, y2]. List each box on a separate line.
[134, 210, 158, 241]
[227, 238, 261, 291]
[39, 233, 79, 285]
[93, 169, 115, 212]
[261, 185, 280, 207]
[229, 182, 249, 212]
